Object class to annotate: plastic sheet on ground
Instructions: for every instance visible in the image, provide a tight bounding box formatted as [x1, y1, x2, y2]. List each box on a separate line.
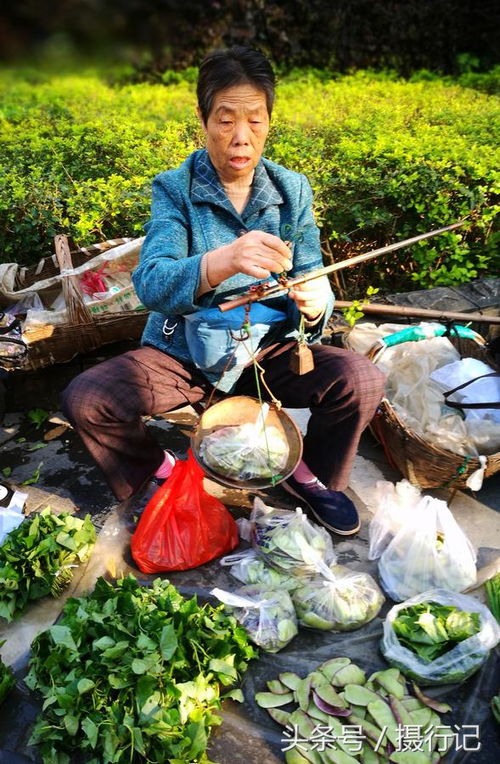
[0, 489, 499, 763]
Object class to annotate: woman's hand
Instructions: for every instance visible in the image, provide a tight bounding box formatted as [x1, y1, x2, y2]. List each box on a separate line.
[289, 275, 332, 321]
[206, 230, 293, 286]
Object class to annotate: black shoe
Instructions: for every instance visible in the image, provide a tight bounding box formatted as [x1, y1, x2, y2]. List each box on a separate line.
[283, 474, 360, 535]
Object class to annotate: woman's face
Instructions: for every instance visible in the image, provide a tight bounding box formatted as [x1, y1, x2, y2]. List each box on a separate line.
[200, 83, 270, 183]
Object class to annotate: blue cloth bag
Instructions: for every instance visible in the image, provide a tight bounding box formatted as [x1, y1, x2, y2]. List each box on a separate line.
[183, 302, 286, 389]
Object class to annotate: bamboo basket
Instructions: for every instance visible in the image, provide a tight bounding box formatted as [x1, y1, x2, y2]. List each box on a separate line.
[3, 236, 148, 372]
[365, 329, 500, 489]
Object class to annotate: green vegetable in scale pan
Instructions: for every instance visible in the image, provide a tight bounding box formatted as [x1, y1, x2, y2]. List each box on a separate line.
[0, 508, 96, 621]
[199, 403, 289, 481]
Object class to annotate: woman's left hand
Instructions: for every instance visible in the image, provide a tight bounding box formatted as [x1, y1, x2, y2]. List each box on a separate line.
[288, 275, 332, 321]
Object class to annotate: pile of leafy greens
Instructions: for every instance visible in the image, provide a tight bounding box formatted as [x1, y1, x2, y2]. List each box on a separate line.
[0, 645, 14, 705]
[392, 601, 481, 662]
[485, 572, 500, 623]
[26, 575, 257, 763]
[0, 508, 96, 621]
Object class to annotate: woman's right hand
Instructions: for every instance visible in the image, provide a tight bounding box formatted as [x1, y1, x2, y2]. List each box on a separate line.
[206, 230, 293, 287]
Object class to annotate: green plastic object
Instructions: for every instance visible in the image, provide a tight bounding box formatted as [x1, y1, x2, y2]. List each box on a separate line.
[381, 323, 477, 348]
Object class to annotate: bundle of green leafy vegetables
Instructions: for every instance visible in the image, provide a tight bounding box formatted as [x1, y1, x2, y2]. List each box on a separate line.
[26, 575, 257, 763]
[485, 572, 500, 623]
[0, 644, 15, 705]
[0, 508, 96, 621]
[392, 601, 481, 662]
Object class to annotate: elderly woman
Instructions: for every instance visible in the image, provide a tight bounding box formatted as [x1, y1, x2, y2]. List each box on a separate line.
[62, 46, 385, 536]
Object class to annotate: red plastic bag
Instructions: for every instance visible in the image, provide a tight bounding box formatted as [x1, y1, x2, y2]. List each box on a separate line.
[131, 449, 239, 572]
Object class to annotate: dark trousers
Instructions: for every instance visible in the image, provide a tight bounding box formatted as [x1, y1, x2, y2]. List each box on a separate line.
[61, 342, 385, 501]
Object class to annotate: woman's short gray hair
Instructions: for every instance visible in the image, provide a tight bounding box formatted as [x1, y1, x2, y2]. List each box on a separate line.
[197, 46, 275, 124]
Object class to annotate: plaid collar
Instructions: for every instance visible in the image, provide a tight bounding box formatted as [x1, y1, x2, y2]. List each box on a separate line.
[191, 149, 283, 219]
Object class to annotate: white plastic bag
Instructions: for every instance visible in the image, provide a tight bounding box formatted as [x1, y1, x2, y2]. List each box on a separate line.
[250, 497, 336, 577]
[220, 549, 298, 590]
[368, 479, 422, 560]
[292, 561, 384, 631]
[211, 584, 298, 652]
[430, 358, 500, 423]
[0, 484, 27, 545]
[378, 495, 476, 601]
[381, 588, 500, 685]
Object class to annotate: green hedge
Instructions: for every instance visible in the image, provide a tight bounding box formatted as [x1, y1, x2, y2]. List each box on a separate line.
[0, 68, 498, 292]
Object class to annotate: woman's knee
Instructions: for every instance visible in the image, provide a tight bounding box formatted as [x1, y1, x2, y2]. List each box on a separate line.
[61, 374, 89, 427]
[349, 354, 386, 404]
[319, 346, 385, 404]
[60, 368, 110, 427]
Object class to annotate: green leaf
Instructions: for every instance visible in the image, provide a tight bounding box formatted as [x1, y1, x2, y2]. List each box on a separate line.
[93, 636, 115, 650]
[132, 726, 146, 756]
[64, 714, 79, 736]
[416, 612, 449, 643]
[159, 623, 178, 660]
[445, 609, 481, 641]
[108, 674, 130, 689]
[2, 467, 11, 477]
[136, 675, 160, 716]
[77, 678, 95, 695]
[185, 719, 208, 760]
[103, 728, 119, 760]
[102, 641, 129, 660]
[49, 625, 78, 652]
[208, 658, 238, 680]
[27, 442, 47, 452]
[131, 658, 149, 674]
[21, 461, 43, 486]
[81, 716, 98, 749]
[27, 408, 50, 429]
[222, 688, 244, 703]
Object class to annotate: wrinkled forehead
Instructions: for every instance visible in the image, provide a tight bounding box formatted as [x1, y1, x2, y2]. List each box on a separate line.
[208, 84, 269, 118]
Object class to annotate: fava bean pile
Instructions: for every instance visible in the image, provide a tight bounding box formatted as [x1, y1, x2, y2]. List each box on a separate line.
[256, 657, 453, 763]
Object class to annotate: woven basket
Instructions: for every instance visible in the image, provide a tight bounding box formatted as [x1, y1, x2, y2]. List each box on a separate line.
[365, 329, 500, 489]
[5, 236, 148, 372]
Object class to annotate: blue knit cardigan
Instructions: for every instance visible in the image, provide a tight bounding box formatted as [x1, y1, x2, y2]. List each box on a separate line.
[133, 149, 334, 389]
